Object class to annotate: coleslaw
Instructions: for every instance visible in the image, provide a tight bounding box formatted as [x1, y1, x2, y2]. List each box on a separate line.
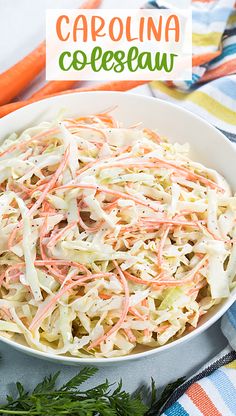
[0, 108, 235, 358]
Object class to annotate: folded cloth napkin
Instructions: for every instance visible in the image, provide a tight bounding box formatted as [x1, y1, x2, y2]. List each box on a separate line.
[157, 307, 236, 416]
[146, 0, 236, 141]
[161, 348, 236, 415]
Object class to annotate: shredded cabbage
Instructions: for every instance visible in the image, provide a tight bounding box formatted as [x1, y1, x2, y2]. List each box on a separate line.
[0, 110, 235, 358]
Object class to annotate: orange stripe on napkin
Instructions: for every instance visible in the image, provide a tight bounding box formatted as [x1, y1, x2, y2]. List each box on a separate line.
[192, 51, 221, 67]
[187, 383, 222, 416]
[201, 58, 236, 82]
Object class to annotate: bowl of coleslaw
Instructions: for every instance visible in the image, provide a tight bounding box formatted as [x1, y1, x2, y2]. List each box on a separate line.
[0, 91, 235, 366]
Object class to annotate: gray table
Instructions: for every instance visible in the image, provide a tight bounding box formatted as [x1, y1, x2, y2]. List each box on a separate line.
[0, 321, 227, 400]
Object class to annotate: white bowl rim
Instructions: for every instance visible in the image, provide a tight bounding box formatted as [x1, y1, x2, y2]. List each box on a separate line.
[0, 90, 235, 365]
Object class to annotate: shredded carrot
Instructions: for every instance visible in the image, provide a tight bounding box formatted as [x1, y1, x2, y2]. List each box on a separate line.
[144, 329, 151, 338]
[157, 225, 171, 266]
[29, 272, 113, 330]
[0, 273, 6, 287]
[53, 183, 161, 212]
[28, 146, 70, 217]
[129, 307, 147, 321]
[69, 123, 108, 141]
[77, 201, 104, 232]
[0, 307, 12, 320]
[155, 324, 170, 334]
[123, 259, 207, 287]
[88, 261, 130, 350]
[143, 128, 161, 144]
[0, 127, 58, 158]
[150, 157, 224, 191]
[47, 221, 77, 248]
[99, 293, 112, 300]
[124, 328, 136, 343]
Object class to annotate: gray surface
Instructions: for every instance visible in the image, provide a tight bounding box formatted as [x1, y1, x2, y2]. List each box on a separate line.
[0, 321, 227, 400]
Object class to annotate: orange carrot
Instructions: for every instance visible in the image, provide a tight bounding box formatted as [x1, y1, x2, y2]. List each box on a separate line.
[0, 80, 148, 118]
[0, 42, 46, 106]
[0, 0, 103, 105]
[29, 0, 103, 99]
[30, 81, 79, 100]
[80, 0, 103, 9]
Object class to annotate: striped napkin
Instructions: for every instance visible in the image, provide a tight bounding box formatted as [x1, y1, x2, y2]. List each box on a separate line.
[158, 304, 236, 415]
[146, 0, 236, 141]
[161, 348, 236, 415]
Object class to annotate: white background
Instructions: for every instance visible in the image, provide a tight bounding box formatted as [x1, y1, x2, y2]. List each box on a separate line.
[0, 0, 228, 401]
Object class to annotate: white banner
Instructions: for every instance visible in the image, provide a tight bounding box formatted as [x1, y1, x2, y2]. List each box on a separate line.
[46, 8, 192, 81]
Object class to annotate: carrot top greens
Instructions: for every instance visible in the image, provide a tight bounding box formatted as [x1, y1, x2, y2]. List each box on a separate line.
[0, 366, 185, 416]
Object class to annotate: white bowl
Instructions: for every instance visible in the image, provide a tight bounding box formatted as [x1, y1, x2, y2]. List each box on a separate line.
[0, 91, 235, 366]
